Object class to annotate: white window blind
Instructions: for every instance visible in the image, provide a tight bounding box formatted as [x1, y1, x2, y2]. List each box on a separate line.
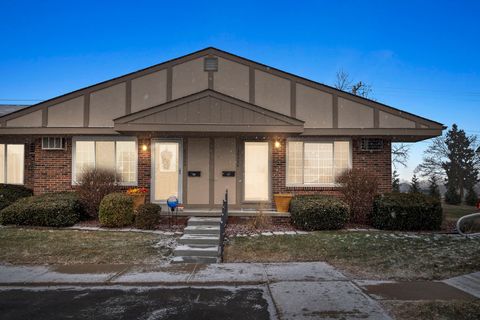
[73, 138, 137, 184]
[0, 144, 25, 185]
[287, 140, 351, 186]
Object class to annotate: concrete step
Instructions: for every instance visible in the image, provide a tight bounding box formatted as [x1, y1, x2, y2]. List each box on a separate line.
[174, 245, 219, 257]
[184, 225, 220, 236]
[188, 217, 221, 226]
[171, 256, 219, 264]
[179, 234, 220, 246]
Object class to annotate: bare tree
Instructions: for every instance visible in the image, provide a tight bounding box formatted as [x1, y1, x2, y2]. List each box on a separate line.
[415, 136, 448, 178]
[392, 143, 410, 169]
[351, 81, 372, 98]
[334, 69, 372, 98]
[334, 69, 352, 91]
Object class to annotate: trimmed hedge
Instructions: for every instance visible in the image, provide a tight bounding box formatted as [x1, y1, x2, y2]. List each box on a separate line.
[371, 193, 443, 231]
[135, 203, 161, 230]
[0, 184, 33, 210]
[290, 195, 349, 230]
[0, 192, 83, 227]
[99, 193, 134, 227]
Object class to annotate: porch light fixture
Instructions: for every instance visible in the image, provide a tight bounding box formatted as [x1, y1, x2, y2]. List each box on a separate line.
[274, 141, 281, 149]
[142, 144, 148, 152]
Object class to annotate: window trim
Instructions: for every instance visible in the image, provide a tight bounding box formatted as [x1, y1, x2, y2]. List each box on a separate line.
[72, 136, 138, 186]
[286, 138, 352, 187]
[0, 143, 25, 185]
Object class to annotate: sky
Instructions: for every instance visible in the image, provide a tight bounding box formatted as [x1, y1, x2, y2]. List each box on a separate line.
[1, 0, 479, 181]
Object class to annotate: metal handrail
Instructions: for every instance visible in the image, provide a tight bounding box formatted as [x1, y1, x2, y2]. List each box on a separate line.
[456, 212, 480, 237]
[219, 189, 229, 262]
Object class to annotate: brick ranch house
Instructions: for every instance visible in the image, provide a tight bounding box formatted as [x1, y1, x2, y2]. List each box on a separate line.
[0, 48, 444, 211]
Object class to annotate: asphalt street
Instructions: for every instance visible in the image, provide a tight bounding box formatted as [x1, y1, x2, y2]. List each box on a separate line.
[0, 286, 273, 320]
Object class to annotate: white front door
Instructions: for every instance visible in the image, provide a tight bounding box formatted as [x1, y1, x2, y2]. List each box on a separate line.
[244, 141, 270, 201]
[152, 140, 182, 203]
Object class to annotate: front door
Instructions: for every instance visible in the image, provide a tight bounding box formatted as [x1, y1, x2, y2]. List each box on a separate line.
[152, 140, 182, 203]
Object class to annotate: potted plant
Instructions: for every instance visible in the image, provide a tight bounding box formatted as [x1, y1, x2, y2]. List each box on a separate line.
[126, 187, 148, 211]
[273, 193, 293, 213]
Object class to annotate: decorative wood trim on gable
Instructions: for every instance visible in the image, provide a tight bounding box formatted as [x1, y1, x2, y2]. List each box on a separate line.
[114, 89, 304, 134]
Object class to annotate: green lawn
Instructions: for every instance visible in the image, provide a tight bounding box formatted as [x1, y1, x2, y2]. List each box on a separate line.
[443, 203, 479, 221]
[224, 231, 480, 280]
[0, 227, 174, 265]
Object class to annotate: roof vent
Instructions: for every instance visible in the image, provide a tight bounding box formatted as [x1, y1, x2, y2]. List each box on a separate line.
[204, 57, 218, 71]
[360, 138, 383, 151]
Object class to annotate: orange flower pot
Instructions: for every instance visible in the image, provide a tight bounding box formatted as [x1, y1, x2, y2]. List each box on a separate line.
[274, 194, 293, 213]
[130, 194, 146, 211]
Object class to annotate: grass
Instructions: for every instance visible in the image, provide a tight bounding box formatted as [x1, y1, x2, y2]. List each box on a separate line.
[382, 300, 480, 320]
[0, 227, 174, 265]
[443, 202, 479, 222]
[224, 231, 480, 280]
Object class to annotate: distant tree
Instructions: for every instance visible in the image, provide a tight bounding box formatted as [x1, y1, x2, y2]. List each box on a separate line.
[351, 81, 372, 98]
[465, 188, 479, 206]
[410, 174, 421, 194]
[392, 170, 400, 192]
[392, 143, 410, 169]
[416, 124, 480, 204]
[334, 69, 372, 98]
[334, 69, 352, 91]
[428, 175, 441, 200]
[445, 184, 461, 205]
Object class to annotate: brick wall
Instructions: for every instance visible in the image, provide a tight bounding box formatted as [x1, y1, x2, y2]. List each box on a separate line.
[33, 137, 73, 194]
[137, 136, 151, 201]
[352, 138, 392, 193]
[21, 135, 391, 199]
[272, 137, 392, 197]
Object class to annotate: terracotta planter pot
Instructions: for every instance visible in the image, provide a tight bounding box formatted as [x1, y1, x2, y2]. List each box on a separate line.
[274, 194, 293, 213]
[130, 194, 146, 211]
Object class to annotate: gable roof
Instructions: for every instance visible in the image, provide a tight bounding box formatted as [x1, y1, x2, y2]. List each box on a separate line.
[0, 47, 444, 140]
[115, 90, 304, 133]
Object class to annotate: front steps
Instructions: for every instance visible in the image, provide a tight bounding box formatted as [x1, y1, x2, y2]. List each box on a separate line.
[173, 217, 222, 264]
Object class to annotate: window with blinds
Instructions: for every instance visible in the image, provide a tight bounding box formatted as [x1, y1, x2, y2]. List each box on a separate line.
[287, 140, 351, 186]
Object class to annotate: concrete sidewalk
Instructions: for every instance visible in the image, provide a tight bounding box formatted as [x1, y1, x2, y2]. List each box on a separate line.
[0, 262, 347, 285]
[0, 262, 392, 319]
[1, 262, 478, 319]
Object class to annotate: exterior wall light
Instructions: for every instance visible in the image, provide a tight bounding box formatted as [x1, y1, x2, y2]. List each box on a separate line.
[274, 141, 281, 149]
[142, 144, 148, 152]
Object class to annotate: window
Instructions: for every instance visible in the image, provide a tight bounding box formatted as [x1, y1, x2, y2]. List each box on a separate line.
[287, 140, 351, 186]
[73, 138, 137, 185]
[0, 144, 25, 185]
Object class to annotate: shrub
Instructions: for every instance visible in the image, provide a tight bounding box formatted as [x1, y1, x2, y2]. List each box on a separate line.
[251, 203, 272, 230]
[98, 193, 134, 227]
[0, 184, 33, 210]
[76, 168, 119, 218]
[290, 195, 349, 230]
[135, 203, 161, 229]
[0, 192, 83, 227]
[371, 192, 443, 231]
[337, 168, 379, 224]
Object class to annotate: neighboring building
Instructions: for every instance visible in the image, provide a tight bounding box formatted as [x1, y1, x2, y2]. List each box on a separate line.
[0, 48, 444, 209]
[0, 105, 29, 117]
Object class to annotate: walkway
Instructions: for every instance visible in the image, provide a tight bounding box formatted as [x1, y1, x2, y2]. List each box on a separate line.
[0, 262, 478, 319]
